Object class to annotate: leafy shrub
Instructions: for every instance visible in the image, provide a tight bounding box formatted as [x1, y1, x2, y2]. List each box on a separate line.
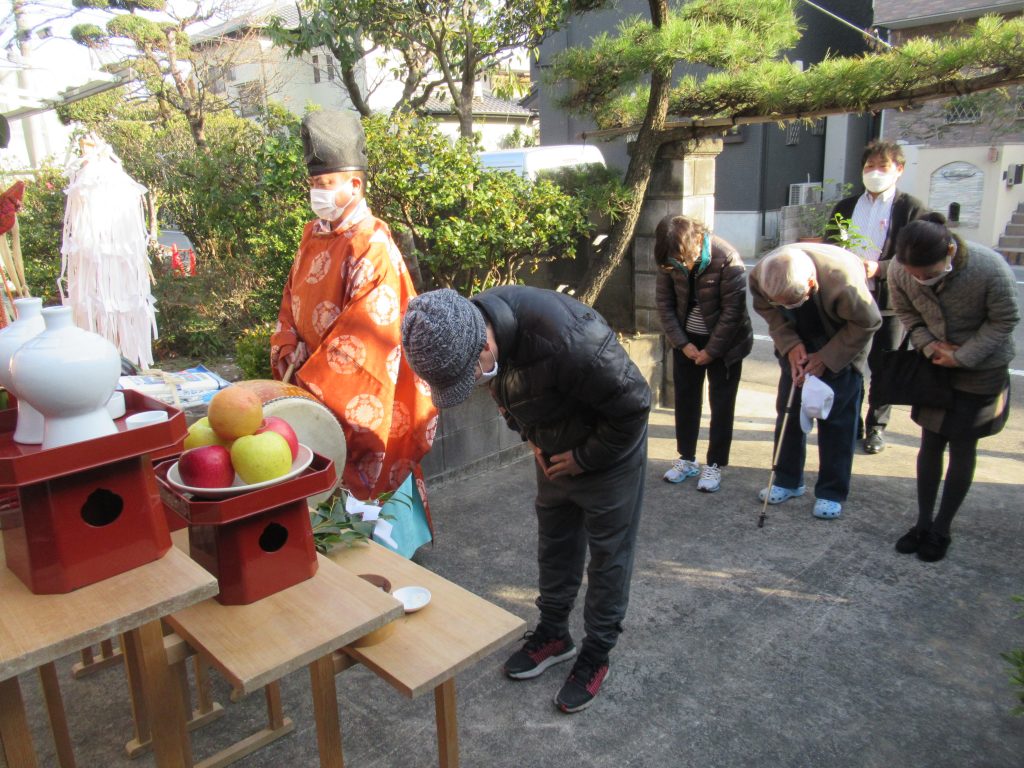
[1005, 595, 1024, 715]
[11, 166, 67, 304]
[235, 323, 274, 380]
[365, 112, 590, 294]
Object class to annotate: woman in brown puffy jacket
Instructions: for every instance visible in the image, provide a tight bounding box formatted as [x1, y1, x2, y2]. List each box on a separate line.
[655, 215, 753, 492]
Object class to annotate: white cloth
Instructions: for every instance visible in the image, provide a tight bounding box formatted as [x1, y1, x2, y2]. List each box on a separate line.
[61, 137, 157, 368]
[850, 186, 897, 290]
[800, 374, 834, 433]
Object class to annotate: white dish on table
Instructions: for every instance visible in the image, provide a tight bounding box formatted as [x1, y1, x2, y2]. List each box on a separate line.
[165, 444, 314, 499]
[392, 586, 431, 613]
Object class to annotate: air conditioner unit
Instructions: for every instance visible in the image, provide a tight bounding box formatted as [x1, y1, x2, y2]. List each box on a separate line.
[788, 182, 823, 206]
[1005, 163, 1024, 187]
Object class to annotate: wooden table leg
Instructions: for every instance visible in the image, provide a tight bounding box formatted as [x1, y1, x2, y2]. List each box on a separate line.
[38, 662, 76, 768]
[433, 679, 459, 768]
[0, 676, 39, 768]
[72, 639, 122, 679]
[308, 655, 344, 768]
[122, 621, 193, 768]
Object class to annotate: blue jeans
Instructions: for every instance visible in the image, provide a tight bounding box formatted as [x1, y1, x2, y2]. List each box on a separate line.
[772, 361, 862, 503]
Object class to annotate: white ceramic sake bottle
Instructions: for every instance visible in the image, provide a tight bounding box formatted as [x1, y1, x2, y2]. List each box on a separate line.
[0, 297, 47, 444]
[10, 306, 121, 449]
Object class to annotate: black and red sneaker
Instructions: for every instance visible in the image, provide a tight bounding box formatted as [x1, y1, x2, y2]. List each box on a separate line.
[554, 654, 609, 713]
[503, 627, 576, 680]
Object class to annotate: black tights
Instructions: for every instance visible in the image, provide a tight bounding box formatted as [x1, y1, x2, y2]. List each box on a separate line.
[915, 428, 978, 537]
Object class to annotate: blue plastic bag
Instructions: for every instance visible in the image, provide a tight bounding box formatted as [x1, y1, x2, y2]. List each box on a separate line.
[373, 474, 432, 559]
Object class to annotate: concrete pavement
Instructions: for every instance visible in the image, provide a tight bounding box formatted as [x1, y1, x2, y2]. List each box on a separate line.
[13, 356, 1024, 767]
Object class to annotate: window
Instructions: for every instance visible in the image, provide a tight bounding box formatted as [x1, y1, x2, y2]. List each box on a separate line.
[312, 55, 321, 84]
[327, 58, 336, 82]
[785, 122, 800, 146]
[1016, 87, 1024, 120]
[236, 80, 264, 118]
[944, 96, 982, 125]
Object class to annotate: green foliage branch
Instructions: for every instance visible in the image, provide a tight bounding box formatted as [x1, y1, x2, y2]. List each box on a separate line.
[1005, 595, 1024, 716]
[364, 113, 593, 293]
[557, 13, 1024, 132]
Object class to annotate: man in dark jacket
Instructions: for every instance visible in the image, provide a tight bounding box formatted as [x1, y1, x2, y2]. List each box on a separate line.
[826, 140, 926, 454]
[401, 286, 651, 713]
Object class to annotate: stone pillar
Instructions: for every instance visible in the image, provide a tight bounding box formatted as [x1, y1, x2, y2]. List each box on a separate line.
[633, 138, 723, 333]
[630, 137, 723, 406]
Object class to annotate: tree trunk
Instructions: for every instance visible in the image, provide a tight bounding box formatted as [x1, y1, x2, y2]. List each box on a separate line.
[576, 0, 672, 306]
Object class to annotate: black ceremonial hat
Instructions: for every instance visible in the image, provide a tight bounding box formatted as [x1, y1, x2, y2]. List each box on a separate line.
[301, 110, 367, 176]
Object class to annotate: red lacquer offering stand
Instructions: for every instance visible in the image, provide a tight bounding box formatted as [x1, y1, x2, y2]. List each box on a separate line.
[155, 453, 336, 605]
[0, 390, 185, 594]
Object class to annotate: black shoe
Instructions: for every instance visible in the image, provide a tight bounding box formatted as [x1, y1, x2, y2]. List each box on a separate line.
[895, 527, 925, 554]
[554, 654, 609, 713]
[916, 531, 952, 562]
[504, 626, 576, 680]
[864, 428, 885, 454]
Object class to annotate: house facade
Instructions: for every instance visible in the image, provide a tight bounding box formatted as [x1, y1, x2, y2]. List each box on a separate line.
[192, 2, 536, 150]
[875, 0, 1024, 261]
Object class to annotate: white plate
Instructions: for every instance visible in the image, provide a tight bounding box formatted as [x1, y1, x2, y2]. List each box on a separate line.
[392, 586, 431, 613]
[166, 444, 314, 499]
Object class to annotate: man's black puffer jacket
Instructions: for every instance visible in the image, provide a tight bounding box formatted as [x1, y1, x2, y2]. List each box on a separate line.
[472, 286, 652, 473]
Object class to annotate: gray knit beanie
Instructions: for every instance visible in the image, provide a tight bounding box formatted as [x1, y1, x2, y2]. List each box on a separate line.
[401, 289, 487, 408]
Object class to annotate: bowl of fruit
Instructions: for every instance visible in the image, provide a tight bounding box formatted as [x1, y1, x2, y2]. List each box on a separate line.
[166, 384, 312, 498]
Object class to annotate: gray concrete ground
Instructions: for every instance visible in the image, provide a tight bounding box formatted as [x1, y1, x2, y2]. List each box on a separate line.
[12, 343, 1024, 767]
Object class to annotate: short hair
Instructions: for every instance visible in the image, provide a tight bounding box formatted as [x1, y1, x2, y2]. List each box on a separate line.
[861, 140, 905, 169]
[758, 246, 817, 306]
[895, 212, 962, 267]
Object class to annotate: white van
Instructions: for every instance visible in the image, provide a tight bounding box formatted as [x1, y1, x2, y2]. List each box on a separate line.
[477, 145, 606, 180]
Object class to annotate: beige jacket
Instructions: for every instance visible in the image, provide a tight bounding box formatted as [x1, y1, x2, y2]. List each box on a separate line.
[749, 243, 882, 377]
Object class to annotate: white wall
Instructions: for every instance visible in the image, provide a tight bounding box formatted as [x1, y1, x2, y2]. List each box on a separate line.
[712, 211, 762, 259]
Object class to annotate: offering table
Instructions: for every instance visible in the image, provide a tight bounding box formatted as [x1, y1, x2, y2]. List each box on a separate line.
[326, 540, 527, 768]
[165, 528, 404, 768]
[0, 533, 218, 767]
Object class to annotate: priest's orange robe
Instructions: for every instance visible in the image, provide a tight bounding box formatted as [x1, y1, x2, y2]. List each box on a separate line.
[271, 206, 437, 501]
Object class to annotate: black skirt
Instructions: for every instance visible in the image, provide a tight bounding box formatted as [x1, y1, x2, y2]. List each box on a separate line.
[911, 377, 1010, 440]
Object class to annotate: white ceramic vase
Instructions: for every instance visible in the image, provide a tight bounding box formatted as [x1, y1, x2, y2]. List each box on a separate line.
[0, 297, 46, 444]
[11, 306, 121, 449]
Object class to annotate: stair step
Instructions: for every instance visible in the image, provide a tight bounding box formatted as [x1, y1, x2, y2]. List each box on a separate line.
[998, 235, 1024, 248]
[1006, 224, 1024, 236]
[1012, 214, 1024, 225]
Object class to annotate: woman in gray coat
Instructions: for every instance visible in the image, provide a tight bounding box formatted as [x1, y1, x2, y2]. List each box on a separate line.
[888, 213, 1020, 562]
[655, 215, 753, 492]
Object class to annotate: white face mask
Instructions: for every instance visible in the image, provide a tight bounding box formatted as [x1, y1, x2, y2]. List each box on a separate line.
[476, 353, 499, 386]
[862, 169, 899, 195]
[911, 262, 953, 286]
[310, 187, 344, 222]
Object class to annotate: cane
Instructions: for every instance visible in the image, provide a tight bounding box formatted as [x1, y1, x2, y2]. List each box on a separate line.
[758, 380, 798, 528]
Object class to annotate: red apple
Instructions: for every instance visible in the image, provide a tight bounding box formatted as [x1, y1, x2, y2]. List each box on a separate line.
[254, 416, 299, 460]
[177, 445, 236, 488]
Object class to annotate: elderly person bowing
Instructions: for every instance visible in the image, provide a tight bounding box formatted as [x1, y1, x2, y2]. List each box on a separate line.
[749, 243, 881, 519]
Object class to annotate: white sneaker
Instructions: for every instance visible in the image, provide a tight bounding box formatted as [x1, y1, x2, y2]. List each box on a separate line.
[697, 463, 721, 493]
[663, 458, 700, 483]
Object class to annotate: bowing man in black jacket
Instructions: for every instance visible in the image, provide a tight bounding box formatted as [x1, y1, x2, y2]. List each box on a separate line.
[826, 140, 926, 455]
[401, 286, 651, 714]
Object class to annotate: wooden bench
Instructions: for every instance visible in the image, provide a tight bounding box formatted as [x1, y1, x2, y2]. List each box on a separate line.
[325, 541, 526, 768]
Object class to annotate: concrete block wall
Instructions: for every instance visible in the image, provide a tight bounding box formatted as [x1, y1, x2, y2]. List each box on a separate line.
[421, 332, 665, 487]
[633, 138, 722, 335]
[420, 387, 531, 486]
